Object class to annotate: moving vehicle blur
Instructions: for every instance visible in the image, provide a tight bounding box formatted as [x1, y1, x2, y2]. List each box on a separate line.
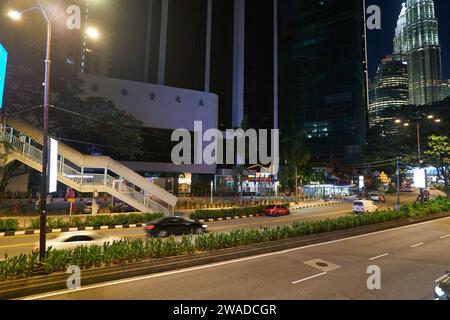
[353, 200, 378, 214]
[144, 217, 208, 238]
[34, 232, 121, 251]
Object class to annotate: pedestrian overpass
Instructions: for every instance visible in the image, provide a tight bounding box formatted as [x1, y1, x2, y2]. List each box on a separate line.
[0, 117, 178, 215]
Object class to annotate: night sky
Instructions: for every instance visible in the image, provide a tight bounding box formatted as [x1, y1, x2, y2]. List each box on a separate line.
[367, 0, 450, 80]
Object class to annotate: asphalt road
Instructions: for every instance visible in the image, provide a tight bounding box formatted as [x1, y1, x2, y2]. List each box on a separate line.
[24, 216, 450, 300]
[0, 194, 418, 258]
[0, 203, 352, 258]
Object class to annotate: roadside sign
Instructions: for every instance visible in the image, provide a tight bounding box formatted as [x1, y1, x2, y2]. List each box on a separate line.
[0, 43, 7, 109]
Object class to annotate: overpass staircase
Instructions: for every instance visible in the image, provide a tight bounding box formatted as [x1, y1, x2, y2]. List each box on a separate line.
[0, 117, 177, 215]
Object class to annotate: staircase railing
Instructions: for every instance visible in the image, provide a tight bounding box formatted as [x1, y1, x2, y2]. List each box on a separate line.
[0, 122, 175, 215]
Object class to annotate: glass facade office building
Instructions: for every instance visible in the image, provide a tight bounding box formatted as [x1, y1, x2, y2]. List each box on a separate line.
[279, 0, 368, 164]
[369, 55, 409, 128]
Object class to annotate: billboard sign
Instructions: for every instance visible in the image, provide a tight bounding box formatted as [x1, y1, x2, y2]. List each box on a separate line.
[49, 138, 58, 193]
[413, 169, 427, 189]
[0, 43, 7, 109]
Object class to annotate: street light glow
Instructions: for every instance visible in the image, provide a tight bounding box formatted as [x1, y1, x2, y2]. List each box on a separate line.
[8, 10, 22, 20]
[86, 27, 100, 40]
[435, 119, 441, 123]
[395, 119, 402, 124]
[403, 123, 410, 127]
[427, 115, 434, 119]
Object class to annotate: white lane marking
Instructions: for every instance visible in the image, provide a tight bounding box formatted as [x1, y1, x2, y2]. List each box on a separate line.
[22, 216, 450, 300]
[410, 243, 424, 248]
[369, 254, 389, 261]
[440, 234, 450, 239]
[292, 272, 327, 285]
[435, 274, 449, 283]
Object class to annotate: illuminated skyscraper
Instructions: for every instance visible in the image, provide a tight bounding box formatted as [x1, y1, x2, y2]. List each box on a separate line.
[395, 0, 443, 105]
[369, 55, 409, 128]
[443, 80, 450, 99]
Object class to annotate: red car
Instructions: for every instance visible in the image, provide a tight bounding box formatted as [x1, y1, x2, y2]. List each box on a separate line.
[264, 205, 290, 217]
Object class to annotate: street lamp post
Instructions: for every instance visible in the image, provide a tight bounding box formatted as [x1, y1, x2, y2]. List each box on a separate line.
[395, 114, 442, 166]
[9, 0, 62, 261]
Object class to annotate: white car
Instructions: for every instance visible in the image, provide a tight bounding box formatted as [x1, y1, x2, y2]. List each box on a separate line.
[35, 232, 122, 251]
[353, 200, 378, 214]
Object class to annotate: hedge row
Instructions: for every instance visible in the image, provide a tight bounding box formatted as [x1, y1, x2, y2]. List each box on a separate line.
[0, 219, 19, 233]
[0, 213, 164, 233]
[190, 205, 288, 220]
[1, 197, 449, 281]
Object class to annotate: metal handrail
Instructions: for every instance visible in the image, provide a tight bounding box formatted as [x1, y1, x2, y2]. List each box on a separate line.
[0, 127, 170, 214]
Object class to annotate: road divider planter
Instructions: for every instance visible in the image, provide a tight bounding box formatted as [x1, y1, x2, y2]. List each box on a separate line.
[0, 213, 163, 236]
[0, 197, 449, 284]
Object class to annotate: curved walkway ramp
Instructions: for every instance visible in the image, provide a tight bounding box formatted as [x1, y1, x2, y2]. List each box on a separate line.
[0, 118, 177, 215]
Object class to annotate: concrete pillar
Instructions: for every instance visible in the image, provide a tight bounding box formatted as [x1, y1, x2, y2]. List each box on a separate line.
[205, 0, 213, 92]
[273, 0, 279, 130]
[158, 0, 169, 85]
[232, 0, 245, 128]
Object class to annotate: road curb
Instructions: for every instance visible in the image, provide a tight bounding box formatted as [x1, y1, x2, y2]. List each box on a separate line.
[0, 224, 147, 238]
[197, 201, 344, 223]
[290, 201, 343, 211]
[0, 202, 345, 236]
[2, 211, 448, 300]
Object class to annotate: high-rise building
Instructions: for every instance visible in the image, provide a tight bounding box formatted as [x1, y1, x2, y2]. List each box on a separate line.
[144, 0, 278, 131]
[442, 80, 450, 99]
[279, 0, 368, 164]
[369, 55, 409, 128]
[395, 0, 443, 105]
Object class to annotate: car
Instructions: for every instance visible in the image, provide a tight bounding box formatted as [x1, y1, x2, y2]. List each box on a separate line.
[353, 200, 378, 214]
[264, 205, 290, 217]
[34, 232, 121, 251]
[144, 217, 208, 238]
[369, 194, 386, 203]
[435, 273, 450, 300]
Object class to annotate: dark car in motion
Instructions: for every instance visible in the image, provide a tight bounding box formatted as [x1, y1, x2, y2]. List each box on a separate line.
[144, 217, 208, 238]
[435, 273, 450, 300]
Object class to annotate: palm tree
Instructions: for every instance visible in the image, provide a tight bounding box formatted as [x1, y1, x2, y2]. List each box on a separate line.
[282, 132, 311, 200]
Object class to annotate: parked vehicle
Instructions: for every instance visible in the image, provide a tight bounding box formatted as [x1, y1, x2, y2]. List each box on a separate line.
[144, 217, 208, 238]
[353, 200, 378, 214]
[264, 205, 290, 217]
[435, 272, 449, 300]
[35, 232, 121, 251]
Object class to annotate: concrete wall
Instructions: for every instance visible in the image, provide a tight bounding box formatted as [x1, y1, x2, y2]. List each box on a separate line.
[81, 74, 219, 131]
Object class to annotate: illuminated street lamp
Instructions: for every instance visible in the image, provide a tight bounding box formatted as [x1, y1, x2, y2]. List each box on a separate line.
[394, 113, 443, 164]
[8, 1, 60, 261]
[7, 10, 22, 20]
[86, 26, 100, 40]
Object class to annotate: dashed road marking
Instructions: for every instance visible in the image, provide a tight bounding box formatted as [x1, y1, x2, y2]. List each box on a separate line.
[440, 234, 450, 239]
[435, 274, 449, 283]
[292, 272, 327, 285]
[369, 253, 389, 261]
[410, 243, 424, 248]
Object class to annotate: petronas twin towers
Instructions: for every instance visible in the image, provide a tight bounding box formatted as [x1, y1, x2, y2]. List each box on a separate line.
[393, 0, 443, 105]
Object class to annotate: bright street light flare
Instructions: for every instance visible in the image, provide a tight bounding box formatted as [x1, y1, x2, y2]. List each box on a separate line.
[86, 27, 100, 40]
[7, 10, 21, 20]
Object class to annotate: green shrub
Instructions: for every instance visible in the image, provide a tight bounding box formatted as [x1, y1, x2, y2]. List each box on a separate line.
[190, 205, 283, 220]
[0, 198, 449, 281]
[0, 219, 19, 232]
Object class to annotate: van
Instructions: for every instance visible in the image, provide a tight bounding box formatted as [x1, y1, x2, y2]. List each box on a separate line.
[353, 200, 378, 214]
